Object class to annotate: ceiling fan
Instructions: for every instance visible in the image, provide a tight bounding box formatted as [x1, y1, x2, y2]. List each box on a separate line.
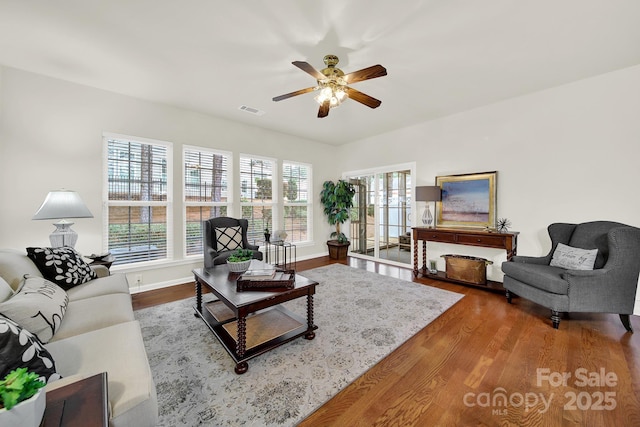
[272, 54, 387, 118]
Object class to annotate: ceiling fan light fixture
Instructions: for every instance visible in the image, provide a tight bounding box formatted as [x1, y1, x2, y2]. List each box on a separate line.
[314, 82, 348, 108]
[272, 55, 386, 118]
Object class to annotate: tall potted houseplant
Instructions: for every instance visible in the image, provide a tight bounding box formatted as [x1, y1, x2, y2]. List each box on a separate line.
[320, 179, 355, 259]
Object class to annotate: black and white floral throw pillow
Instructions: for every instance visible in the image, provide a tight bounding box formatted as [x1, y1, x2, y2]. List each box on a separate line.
[0, 314, 61, 384]
[27, 246, 97, 290]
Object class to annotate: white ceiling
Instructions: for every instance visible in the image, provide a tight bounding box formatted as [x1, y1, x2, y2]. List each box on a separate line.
[1, 0, 639, 145]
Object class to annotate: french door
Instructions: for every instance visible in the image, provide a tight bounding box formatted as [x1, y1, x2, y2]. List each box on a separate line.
[346, 163, 415, 266]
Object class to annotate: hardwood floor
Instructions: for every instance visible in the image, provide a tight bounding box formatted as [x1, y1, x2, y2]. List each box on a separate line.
[132, 257, 640, 426]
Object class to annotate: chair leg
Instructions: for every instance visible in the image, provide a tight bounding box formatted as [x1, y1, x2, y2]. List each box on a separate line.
[620, 314, 634, 333]
[551, 310, 560, 329]
[505, 290, 512, 304]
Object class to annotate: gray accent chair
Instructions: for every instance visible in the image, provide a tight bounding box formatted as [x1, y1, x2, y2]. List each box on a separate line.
[501, 221, 640, 331]
[203, 217, 263, 269]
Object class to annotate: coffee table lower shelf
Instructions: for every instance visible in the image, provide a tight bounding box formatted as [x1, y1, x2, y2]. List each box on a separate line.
[194, 300, 316, 374]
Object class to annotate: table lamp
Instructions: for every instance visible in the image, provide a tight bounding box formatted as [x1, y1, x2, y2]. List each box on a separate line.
[415, 186, 441, 227]
[32, 190, 93, 248]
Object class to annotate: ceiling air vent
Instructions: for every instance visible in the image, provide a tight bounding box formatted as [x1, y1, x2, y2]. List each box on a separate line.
[238, 105, 265, 116]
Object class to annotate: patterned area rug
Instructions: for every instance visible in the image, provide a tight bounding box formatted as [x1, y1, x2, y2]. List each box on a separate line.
[135, 263, 463, 426]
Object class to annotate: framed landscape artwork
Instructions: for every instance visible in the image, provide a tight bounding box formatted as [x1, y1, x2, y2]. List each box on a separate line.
[436, 171, 497, 229]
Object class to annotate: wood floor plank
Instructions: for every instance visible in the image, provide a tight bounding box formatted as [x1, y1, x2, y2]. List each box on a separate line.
[132, 256, 640, 426]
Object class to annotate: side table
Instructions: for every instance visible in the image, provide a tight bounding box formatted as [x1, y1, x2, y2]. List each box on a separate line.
[88, 255, 115, 271]
[261, 240, 296, 270]
[43, 372, 109, 427]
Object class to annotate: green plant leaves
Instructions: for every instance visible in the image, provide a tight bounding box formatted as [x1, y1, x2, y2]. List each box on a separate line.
[0, 368, 45, 410]
[320, 180, 355, 239]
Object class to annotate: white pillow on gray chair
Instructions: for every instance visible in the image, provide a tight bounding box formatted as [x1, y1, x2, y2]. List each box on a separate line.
[549, 243, 598, 270]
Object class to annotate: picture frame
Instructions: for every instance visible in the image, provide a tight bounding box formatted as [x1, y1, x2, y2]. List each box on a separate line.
[435, 171, 497, 229]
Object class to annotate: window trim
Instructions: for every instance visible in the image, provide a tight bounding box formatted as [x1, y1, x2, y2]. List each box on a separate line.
[282, 160, 313, 244]
[239, 153, 278, 241]
[182, 145, 233, 259]
[102, 132, 174, 267]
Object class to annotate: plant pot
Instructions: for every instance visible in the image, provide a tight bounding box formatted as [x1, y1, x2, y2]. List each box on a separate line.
[227, 259, 251, 273]
[327, 240, 350, 260]
[264, 233, 270, 242]
[0, 388, 46, 427]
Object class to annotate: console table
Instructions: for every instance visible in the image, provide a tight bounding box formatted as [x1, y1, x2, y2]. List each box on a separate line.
[412, 227, 518, 291]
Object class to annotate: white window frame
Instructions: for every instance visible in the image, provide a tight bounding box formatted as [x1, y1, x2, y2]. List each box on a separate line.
[183, 145, 233, 258]
[239, 154, 278, 242]
[282, 160, 313, 244]
[103, 132, 173, 267]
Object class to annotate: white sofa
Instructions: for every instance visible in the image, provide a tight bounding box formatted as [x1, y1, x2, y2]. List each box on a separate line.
[0, 249, 158, 427]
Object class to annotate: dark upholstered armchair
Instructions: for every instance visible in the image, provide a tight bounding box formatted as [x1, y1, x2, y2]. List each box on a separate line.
[203, 217, 263, 269]
[501, 221, 640, 331]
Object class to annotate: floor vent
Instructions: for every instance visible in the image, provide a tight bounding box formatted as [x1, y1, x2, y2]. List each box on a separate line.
[238, 105, 265, 116]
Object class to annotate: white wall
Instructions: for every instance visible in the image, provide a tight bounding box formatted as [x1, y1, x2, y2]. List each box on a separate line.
[0, 67, 338, 290]
[337, 65, 640, 280]
[3, 64, 639, 286]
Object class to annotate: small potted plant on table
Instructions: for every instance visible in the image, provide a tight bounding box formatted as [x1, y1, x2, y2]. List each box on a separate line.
[226, 248, 254, 273]
[0, 368, 47, 427]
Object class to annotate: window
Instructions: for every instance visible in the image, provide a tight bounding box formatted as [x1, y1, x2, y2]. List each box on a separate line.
[282, 162, 312, 243]
[104, 134, 172, 266]
[239, 155, 276, 242]
[184, 146, 232, 256]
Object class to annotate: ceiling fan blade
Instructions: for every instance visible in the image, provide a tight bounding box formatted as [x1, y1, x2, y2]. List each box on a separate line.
[318, 99, 330, 118]
[292, 61, 326, 81]
[345, 87, 382, 109]
[272, 87, 316, 102]
[343, 64, 387, 84]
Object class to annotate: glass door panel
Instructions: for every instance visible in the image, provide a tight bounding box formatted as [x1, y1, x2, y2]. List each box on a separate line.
[348, 169, 412, 265]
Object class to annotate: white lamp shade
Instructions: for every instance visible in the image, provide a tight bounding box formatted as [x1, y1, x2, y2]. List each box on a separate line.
[32, 190, 93, 220]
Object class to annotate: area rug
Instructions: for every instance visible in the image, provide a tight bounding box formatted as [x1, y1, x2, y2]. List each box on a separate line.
[135, 263, 463, 426]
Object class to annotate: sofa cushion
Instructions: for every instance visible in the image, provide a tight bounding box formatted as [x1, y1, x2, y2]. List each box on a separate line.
[0, 276, 69, 343]
[0, 276, 13, 303]
[27, 247, 97, 290]
[501, 262, 569, 295]
[0, 249, 44, 291]
[549, 243, 598, 270]
[0, 314, 62, 384]
[66, 273, 130, 302]
[45, 321, 158, 427]
[50, 293, 134, 342]
[215, 226, 243, 252]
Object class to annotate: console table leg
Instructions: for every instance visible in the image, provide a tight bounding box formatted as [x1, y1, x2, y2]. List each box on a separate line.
[305, 294, 316, 340]
[413, 239, 419, 277]
[421, 240, 427, 275]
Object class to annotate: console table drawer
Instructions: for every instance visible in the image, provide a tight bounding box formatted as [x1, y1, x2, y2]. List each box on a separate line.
[456, 234, 506, 248]
[417, 231, 456, 243]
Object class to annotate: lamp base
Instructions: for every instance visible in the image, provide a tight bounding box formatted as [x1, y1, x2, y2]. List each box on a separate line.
[50, 220, 78, 248]
[421, 206, 434, 227]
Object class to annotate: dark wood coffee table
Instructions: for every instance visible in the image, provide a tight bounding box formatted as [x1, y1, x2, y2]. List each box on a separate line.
[193, 262, 318, 374]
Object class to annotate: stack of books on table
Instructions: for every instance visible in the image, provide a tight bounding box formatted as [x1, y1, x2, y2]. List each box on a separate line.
[240, 269, 290, 281]
[237, 268, 296, 291]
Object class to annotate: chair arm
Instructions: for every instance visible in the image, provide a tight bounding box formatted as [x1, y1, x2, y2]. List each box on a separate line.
[564, 268, 637, 313]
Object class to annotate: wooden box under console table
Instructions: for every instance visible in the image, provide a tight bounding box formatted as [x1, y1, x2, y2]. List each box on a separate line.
[412, 227, 519, 292]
